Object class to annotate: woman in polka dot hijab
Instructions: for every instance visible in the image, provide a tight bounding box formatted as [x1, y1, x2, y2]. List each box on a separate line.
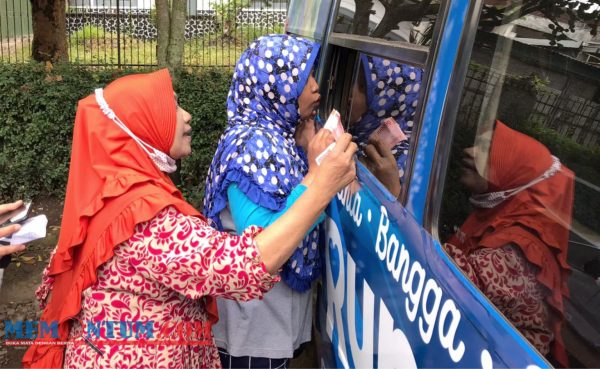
[204, 34, 321, 292]
[350, 55, 423, 183]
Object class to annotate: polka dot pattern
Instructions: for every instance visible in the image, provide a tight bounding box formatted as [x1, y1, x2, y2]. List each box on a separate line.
[350, 54, 423, 183]
[204, 34, 322, 292]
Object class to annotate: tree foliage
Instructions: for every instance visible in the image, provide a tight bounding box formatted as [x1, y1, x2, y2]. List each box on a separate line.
[0, 63, 232, 206]
[210, 0, 273, 39]
[350, 0, 600, 46]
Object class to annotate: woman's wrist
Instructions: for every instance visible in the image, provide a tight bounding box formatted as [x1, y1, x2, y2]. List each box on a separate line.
[302, 183, 333, 212]
[301, 171, 316, 187]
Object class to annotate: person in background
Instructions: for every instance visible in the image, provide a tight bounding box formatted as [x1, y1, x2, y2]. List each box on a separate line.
[0, 200, 27, 257]
[0, 200, 28, 289]
[203, 34, 325, 368]
[445, 121, 574, 367]
[22, 69, 356, 369]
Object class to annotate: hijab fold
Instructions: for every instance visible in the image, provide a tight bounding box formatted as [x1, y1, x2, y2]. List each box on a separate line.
[23, 69, 218, 369]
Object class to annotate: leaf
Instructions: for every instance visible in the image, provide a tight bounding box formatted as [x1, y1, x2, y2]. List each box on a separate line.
[20, 256, 36, 264]
[15, 262, 21, 268]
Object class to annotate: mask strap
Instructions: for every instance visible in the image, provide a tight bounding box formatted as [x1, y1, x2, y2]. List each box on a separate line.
[94, 88, 177, 173]
[470, 156, 561, 208]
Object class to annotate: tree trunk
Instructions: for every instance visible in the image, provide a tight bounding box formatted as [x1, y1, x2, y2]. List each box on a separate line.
[30, 0, 68, 62]
[156, 0, 186, 73]
[168, 0, 186, 69]
[156, 0, 170, 68]
[352, 0, 374, 35]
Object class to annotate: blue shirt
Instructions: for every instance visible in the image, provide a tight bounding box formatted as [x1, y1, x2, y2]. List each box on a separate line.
[227, 183, 325, 233]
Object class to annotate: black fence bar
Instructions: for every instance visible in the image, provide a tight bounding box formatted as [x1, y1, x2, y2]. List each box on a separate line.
[1, 0, 288, 67]
[457, 66, 600, 147]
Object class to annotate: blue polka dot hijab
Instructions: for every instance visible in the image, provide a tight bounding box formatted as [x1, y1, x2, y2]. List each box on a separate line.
[350, 55, 423, 182]
[203, 34, 320, 292]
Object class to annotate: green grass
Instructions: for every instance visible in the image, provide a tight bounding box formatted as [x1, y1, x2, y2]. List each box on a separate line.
[70, 25, 109, 43]
[1, 25, 282, 66]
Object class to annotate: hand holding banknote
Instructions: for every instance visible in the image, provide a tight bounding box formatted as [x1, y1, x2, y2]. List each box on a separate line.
[362, 138, 402, 198]
[303, 129, 336, 186]
[0, 200, 48, 258]
[316, 109, 344, 165]
[368, 117, 407, 150]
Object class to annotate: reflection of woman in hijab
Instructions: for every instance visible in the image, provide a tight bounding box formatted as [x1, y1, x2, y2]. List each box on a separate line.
[446, 121, 574, 367]
[349, 55, 422, 197]
[203, 34, 327, 368]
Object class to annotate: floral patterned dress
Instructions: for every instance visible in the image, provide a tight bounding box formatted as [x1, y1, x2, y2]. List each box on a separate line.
[445, 243, 554, 354]
[37, 206, 279, 369]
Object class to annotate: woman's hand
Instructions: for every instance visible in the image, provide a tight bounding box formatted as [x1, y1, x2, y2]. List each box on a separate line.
[312, 133, 358, 198]
[255, 133, 357, 274]
[0, 201, 26, 257]
[361, 139, 401, 198]
[302, 128, 335, 186]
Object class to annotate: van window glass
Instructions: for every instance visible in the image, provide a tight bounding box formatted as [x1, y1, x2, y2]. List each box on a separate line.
[438, 1, 600, 367]
[347, 53, 424, 199]
[333, 0, 439, 46]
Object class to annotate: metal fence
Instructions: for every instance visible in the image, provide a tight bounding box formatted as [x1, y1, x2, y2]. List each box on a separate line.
[457, 66, 600, 147]
[1, 0, 288, 67]
[0, 0, 32, 63]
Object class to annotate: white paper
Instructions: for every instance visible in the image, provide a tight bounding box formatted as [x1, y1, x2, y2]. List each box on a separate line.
[323, 109, 343, 140]
[315, 142, 336, 166]
[0, 215, 47, 245]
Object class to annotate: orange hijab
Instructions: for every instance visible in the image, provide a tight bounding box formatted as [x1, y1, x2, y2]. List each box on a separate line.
[449, 121, 574, 366]
[23, 69, 218, 369]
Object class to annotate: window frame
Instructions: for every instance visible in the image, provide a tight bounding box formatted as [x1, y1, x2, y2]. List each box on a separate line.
[321, 0, 452, 205]
[425, 1, 600, 364]
[424, 0, 484, 235]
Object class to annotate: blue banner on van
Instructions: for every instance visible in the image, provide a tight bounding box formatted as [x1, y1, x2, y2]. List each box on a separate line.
[315, 168, 551, 368]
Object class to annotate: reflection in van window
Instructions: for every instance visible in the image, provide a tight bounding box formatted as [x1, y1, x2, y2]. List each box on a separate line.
[444, 121, 574, 364]
[334, 0, 438, 45]
[438, 1, 600, 367]
[348, 54, 422, 198]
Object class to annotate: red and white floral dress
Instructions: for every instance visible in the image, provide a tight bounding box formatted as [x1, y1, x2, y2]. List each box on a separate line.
[445, 243, 554, 354]
[37, 206, 279, 369]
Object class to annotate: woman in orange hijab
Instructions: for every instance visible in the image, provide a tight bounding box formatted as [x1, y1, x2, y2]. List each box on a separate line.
[23, 69, 357, 369]
[446, 121, 574, 367]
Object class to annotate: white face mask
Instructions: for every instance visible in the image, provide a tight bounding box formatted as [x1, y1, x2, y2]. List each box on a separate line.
[94, 88, 177, 173]
[469, 155, 561, 208]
